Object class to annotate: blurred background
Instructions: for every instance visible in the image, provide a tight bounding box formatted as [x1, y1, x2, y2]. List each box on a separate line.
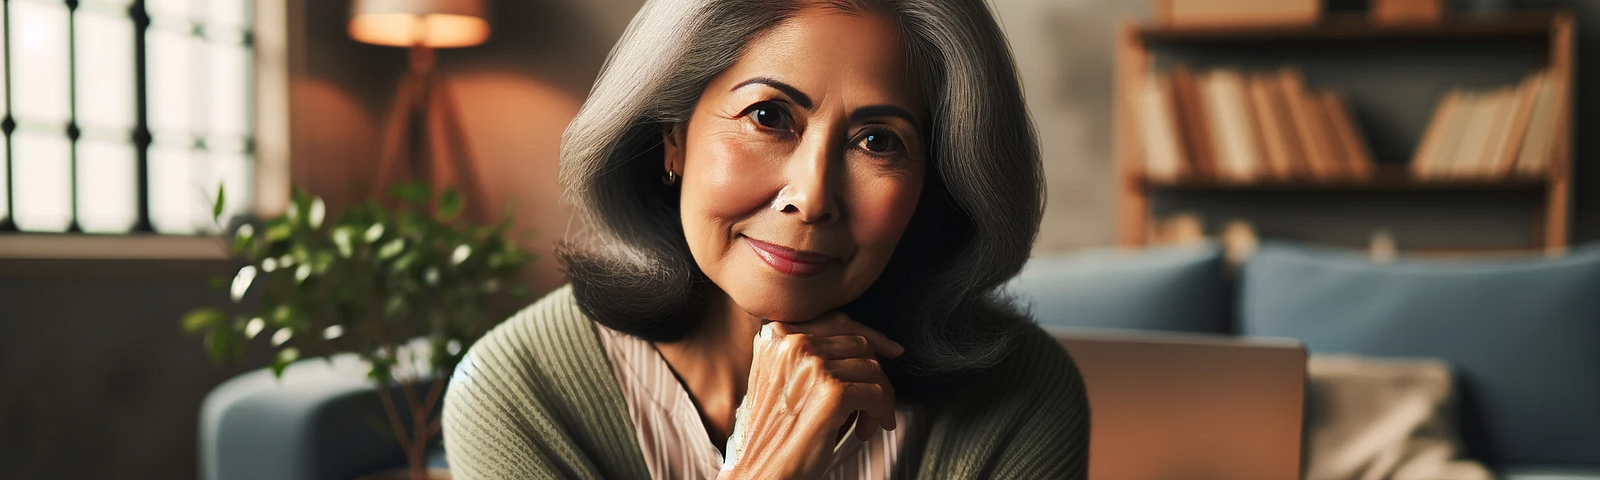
[1, 0, 1598, 478]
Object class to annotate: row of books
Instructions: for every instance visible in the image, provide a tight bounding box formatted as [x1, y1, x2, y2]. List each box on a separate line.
[1411, 70, 1563, 180]
[1139, 67, 1373, 184]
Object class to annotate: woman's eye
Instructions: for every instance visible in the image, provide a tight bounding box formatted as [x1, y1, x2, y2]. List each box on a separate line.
[745, 101, 792, 130]
[856, 129, 904, 155]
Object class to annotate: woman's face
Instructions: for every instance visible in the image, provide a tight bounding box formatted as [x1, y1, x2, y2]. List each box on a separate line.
[665, 7, 928, 323]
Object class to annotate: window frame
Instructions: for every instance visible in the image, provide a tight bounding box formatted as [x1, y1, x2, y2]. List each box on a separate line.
[0, 0, 288, 261]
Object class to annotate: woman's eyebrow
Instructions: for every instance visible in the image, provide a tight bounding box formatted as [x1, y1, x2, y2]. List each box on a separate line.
[731, 77, 813, 110]
[849, 105, 919, 129]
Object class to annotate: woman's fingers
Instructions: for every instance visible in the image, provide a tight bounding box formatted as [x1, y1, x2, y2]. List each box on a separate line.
[854, 411, 874, 442]
[769, 313, 906, 358]
[827, 358, 897, 431]
[808, 335, 872, 360]
[836, 381, 897, 435]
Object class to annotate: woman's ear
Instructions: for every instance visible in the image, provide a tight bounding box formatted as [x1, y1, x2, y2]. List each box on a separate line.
[661, 122, 685, 173]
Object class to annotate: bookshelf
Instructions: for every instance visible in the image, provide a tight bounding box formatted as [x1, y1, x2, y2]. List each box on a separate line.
[1144, 164, 1548, 192]
[1116, 12, 1574, 251]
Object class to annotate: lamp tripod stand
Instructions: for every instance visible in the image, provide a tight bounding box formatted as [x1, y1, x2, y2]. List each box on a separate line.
[372, 45, 488, 221]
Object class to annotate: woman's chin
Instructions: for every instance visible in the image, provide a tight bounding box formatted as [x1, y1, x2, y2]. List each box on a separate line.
[735, 301, 827, 323]
[724, 289, 839, 323]
[713, 267, 871, 322]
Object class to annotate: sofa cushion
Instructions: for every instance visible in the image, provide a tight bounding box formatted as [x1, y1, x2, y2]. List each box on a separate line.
[1240, 243, 1600, 467]
[1498, 466, 1600, 480]
[1008, 242, 1229, 333]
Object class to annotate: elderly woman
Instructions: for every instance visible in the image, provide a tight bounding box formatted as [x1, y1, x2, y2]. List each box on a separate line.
[443, 0, 1088, 478]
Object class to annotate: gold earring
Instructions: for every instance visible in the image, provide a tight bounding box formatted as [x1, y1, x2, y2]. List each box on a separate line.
[663, 170, 678, 185]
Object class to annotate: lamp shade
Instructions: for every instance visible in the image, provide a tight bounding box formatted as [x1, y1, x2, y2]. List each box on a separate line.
[349, 0, 490, 48]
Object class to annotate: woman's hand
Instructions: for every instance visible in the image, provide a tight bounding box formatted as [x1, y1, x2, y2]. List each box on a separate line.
[719, 312, 905, 480]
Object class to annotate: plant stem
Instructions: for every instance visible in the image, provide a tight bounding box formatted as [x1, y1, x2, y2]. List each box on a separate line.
[374, 378, 413, 453]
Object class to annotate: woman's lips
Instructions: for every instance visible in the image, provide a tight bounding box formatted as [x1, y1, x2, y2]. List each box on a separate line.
[743, 236, 837, 277]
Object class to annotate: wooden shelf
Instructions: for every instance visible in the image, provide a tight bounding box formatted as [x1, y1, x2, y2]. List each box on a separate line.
[1115, 12, 1574, 250]
[1138, 12, 1559, 44]
[1142, 166, 1548, 193]
[0, 233, 230, 260]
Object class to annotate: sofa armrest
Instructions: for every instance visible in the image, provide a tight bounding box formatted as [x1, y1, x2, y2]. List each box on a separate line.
[200, 354, 436, 480]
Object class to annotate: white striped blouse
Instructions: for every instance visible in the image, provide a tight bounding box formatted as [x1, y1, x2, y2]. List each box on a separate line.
[594, 322, 909, 480]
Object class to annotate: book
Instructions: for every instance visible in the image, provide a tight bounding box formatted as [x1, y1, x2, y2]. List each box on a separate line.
[1452, 90, 1497, 179]
[1268, 73, 1313, 178]
[1202, 69, 1261, 183]
[1159, 0, 1320, 28]
[1170, 67, 1217, 180]
[1488, 73, 1543, 178]
[1281, 70, 1339, 180]
[1470, 87, 1519, 179]
[1410, 72, 1561, 180]
[1248, 74, 1297, 180]
[1410, 91, 1462, 179]
[1431, 91, 1480, 180]
[1372, 0, 1443, 25]
[1139, 72, 1188, 183]
[1315, 92, 1351, 179]
[1320, 91, 1374, 179]
[1515, 72, 1562, 177]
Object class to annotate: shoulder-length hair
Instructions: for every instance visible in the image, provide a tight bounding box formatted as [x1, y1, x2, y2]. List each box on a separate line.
[558, 0, 1043, 376]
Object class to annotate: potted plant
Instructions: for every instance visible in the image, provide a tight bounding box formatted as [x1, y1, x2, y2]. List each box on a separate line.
[183, 184, 533, 480]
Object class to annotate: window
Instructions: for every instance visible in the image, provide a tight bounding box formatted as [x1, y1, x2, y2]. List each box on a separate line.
[3, 0, 253, 235]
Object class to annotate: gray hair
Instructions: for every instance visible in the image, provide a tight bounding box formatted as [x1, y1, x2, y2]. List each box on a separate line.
[558, 0, 1043, 376]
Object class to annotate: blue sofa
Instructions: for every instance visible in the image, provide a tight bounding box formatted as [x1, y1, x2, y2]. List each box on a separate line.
[199, 353, 447, 480]
[203, 241, 1600, 479]
[1009, 241, 1600, 480]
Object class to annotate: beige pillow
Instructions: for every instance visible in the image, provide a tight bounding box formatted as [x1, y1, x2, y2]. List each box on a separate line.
[1305, 355, 1492, 480]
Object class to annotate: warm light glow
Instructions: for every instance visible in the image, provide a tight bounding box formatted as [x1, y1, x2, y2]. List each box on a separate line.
[349, 13, 488, 48]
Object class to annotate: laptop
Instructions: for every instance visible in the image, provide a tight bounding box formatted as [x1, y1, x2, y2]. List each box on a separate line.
[1048, 327, 1307, 480]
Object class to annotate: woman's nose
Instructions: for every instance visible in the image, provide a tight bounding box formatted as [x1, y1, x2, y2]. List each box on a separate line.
[772, 132, 841, 224]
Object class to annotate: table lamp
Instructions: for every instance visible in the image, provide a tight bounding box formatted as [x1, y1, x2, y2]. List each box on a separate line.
[349, 0, 491, 220]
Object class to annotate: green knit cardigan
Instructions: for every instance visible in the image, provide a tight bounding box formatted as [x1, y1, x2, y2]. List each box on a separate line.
[442, 285, 1090, 479]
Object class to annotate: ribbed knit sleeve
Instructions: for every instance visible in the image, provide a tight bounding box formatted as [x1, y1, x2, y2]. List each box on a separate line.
[898, 325, 1092, 479]
[444, 285, 1089, 479]
[442, 285, 649, 480]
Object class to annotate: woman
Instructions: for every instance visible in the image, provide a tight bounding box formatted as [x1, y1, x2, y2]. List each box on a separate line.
[443, 0, 1089, 478]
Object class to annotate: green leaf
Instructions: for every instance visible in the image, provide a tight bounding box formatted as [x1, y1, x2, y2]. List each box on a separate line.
[181, 307, 226, 334]
[391, 251, 418, 274]
[243, 317, 265, 339]
[287, 190, 313, 229]
[271, 304, 294, 326]
[230, 265, 257, 302]
[270, 347, 300, 378]
[384, 295, 408, 318]
[205, 327, 244, 365]
[212, 183, 227, 223]
[308, 197, 327, 229]
[265, 217, 292, 243]
[390, 183, 431, 204]
[333, 227, 355, 257]
[367, 355, 396, 384]
[313, 250, 336, 273]
[231, 224, 255, 255]
[438, 188, 462, 220]
[377, 238, 406, 260]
